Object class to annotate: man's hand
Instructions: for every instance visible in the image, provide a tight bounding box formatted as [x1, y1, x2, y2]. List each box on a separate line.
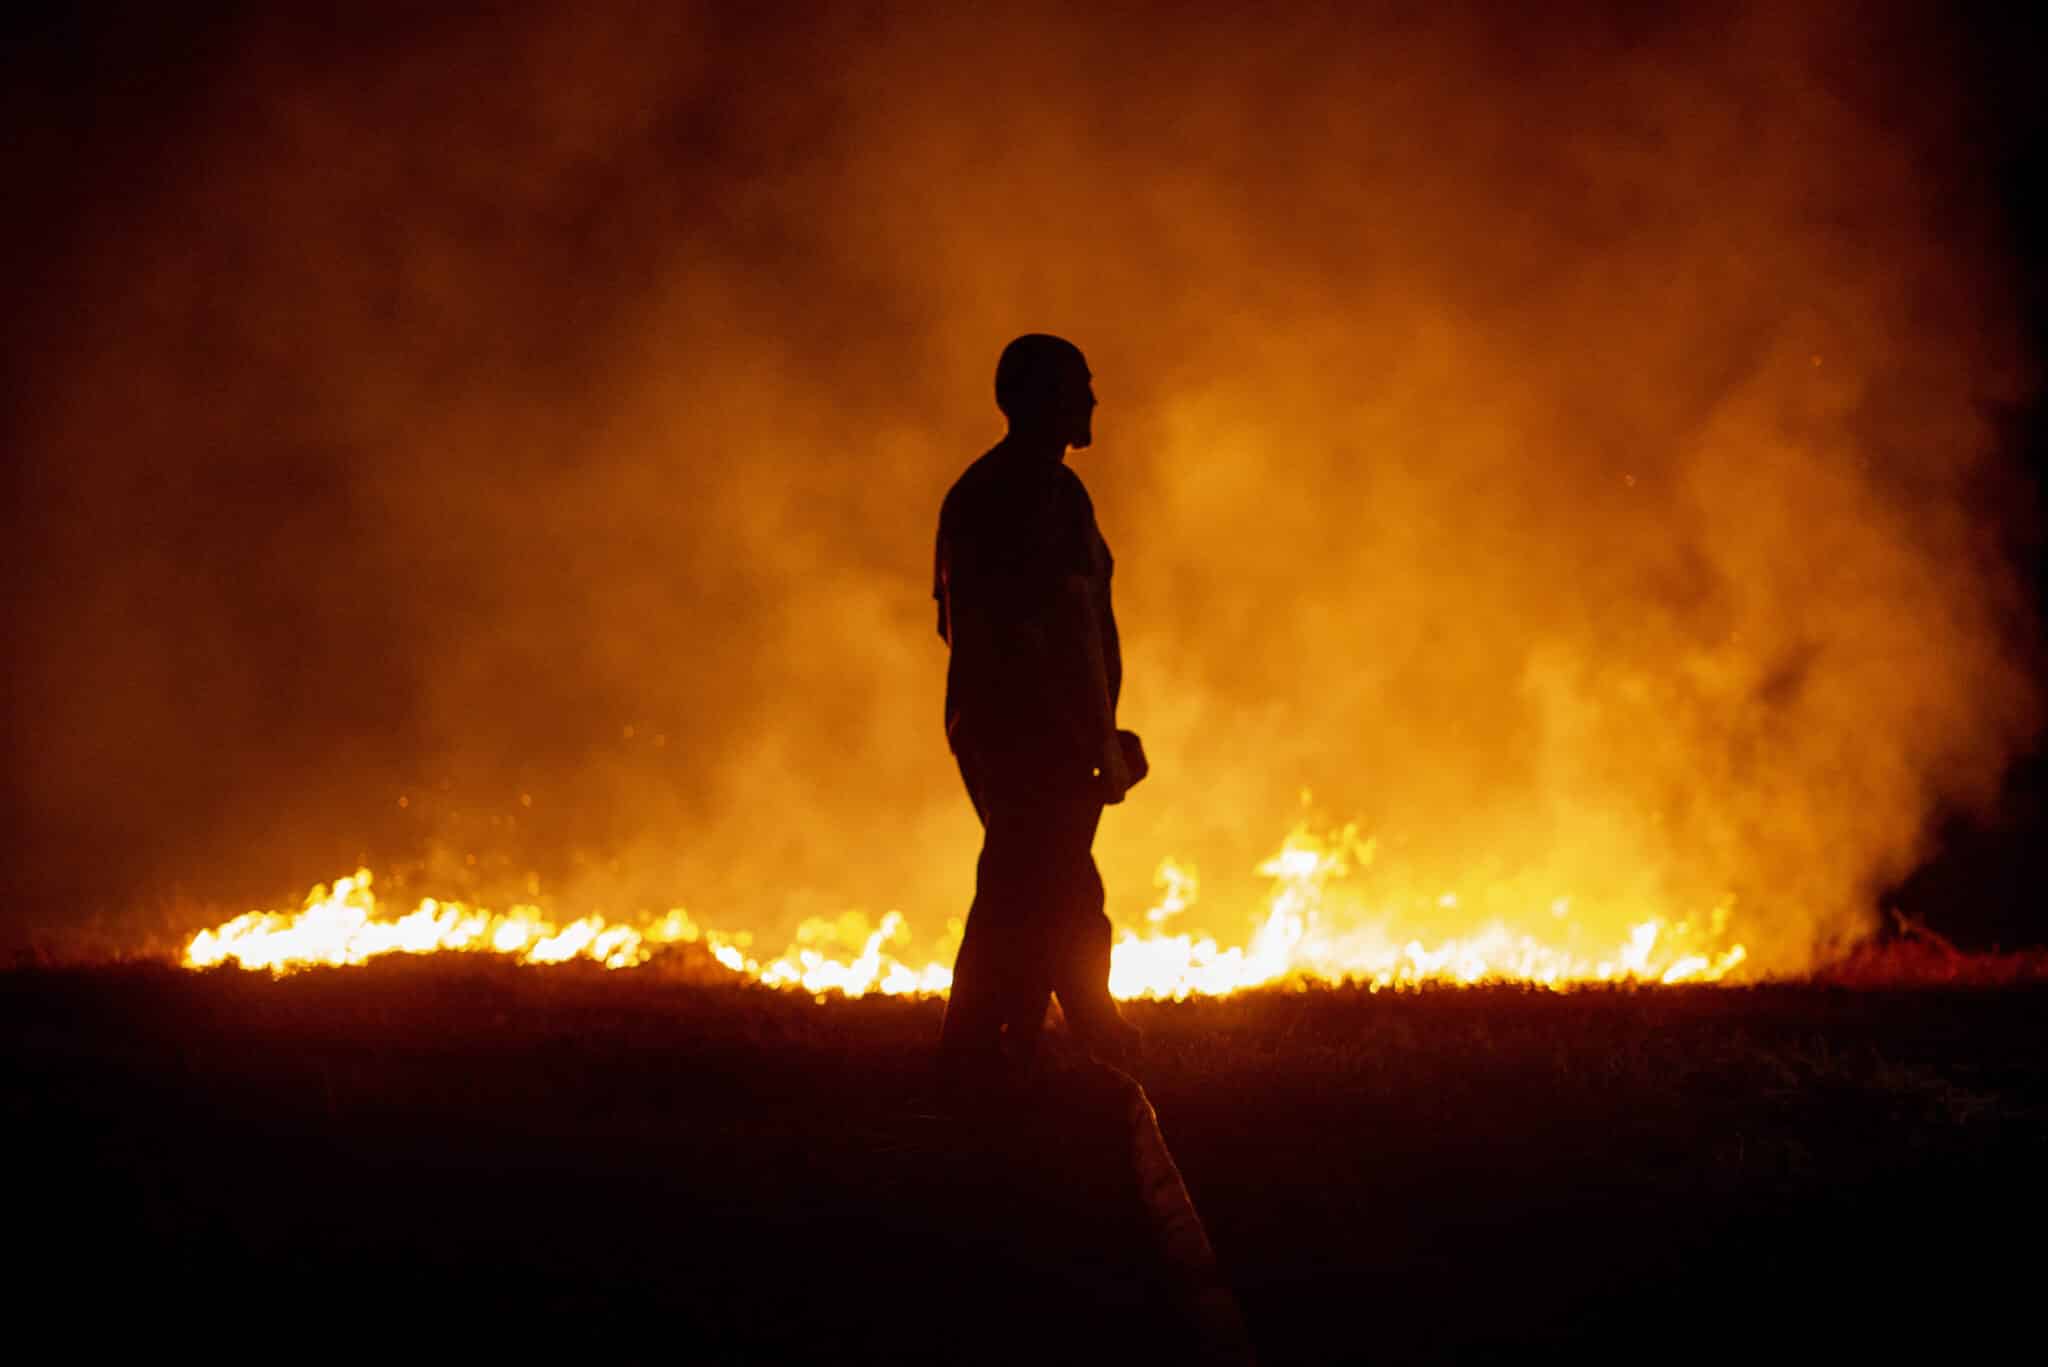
[1117, 729, 1148, 787]
[1095, 729, 1147, 805]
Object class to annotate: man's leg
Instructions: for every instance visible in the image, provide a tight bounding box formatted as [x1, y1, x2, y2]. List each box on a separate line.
[1046, 795, 1140, 1068]
[937, 751, 1057, 1090]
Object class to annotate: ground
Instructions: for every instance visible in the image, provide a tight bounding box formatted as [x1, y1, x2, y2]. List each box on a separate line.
[9, 960, 2044, 1363]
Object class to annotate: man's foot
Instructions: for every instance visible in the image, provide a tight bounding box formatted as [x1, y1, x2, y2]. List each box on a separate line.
[1085, 1017, 1143, 1075]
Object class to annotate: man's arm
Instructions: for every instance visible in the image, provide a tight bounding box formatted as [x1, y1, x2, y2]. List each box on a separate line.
[1061, 575, 1134, 802]
[949, 569, 1125, 795]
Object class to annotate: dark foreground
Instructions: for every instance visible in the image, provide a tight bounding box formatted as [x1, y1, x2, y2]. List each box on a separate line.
[10, 962, 2045, 1363]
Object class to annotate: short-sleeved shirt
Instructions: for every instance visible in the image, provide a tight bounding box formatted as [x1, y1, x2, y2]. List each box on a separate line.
[934, 446, 1120, 766]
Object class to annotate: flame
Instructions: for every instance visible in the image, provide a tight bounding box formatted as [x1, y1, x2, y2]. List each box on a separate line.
[183, 823, 1751, 994]
[1106, 829, 1747, 996]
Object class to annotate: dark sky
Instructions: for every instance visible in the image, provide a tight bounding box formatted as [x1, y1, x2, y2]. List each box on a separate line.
[5, 1, 2043, 960]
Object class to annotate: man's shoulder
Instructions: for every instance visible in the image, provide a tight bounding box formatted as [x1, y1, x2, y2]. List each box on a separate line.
[944, 449, 1058, 525]
[940, 446, 1001, 513]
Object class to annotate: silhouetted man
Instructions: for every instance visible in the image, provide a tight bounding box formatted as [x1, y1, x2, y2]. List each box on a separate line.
[933, 333, 1145, 1092]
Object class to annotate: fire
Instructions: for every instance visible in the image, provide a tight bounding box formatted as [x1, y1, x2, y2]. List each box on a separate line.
[183, 824, 1749, 993]
[1106, 830, 1746, 995]
[183, 873, 707, 973]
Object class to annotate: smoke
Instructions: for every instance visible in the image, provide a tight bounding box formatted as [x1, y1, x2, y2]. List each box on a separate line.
[5, 1, 2038, 968]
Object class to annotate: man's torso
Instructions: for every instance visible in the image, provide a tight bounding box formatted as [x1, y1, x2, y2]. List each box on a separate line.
[934, 448, 1120, 771]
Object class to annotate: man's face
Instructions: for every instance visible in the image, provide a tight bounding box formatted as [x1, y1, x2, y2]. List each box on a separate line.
[1062, 368, 1098, 450]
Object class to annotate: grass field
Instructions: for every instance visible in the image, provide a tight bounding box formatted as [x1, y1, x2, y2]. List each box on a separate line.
[10, 961, 2044, 1363]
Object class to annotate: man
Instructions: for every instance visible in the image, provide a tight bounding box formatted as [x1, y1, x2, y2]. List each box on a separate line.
[932, 333, 1146, 1091]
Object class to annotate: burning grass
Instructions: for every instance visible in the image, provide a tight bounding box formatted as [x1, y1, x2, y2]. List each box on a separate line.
[9, 959, 2042, 1361]
[173, 825, 1758, 995]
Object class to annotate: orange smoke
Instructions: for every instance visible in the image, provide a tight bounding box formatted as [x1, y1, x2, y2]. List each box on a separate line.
[7, 3, 2039, 972]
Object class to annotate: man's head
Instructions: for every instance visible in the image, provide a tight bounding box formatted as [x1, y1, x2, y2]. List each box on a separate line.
[995, 333, 1095, 451]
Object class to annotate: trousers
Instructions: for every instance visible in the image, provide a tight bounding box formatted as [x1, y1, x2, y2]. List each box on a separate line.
[937, 736, 1123, 1083]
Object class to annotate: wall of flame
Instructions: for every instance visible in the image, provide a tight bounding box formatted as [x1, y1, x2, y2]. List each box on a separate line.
[7, 1, 2040, 974]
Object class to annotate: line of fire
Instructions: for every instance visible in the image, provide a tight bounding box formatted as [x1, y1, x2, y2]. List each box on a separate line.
[181, 827, 1750, 991]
